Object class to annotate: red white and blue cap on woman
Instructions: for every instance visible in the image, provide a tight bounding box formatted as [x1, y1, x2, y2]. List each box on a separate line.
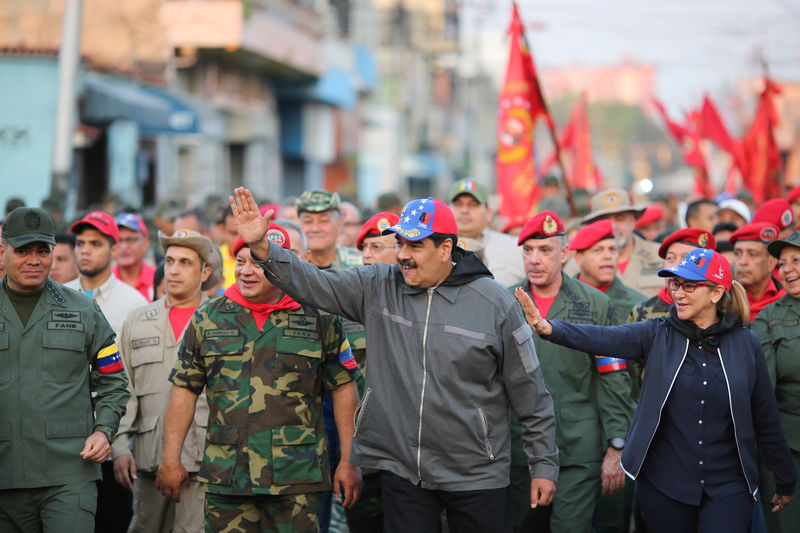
[658, 248, 732, 291]
[383, 198, 458, 241]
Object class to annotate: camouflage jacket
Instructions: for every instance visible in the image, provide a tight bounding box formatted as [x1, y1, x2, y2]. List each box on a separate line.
[627, 293, 671, 323]
[170, 296, 357, 496]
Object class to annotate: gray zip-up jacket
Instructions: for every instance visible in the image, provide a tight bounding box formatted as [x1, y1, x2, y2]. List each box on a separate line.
[255, 243, 558, 491]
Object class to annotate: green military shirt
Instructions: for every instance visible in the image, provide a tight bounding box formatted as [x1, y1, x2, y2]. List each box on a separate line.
[170, 295, 358, 496]
[0, 277, 129, 489]
[603, 276, 646, 325]
[509, 275, 635, 466]
[751, 295, 800, 452]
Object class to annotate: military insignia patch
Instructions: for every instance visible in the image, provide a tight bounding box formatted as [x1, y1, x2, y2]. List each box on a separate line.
[782, 209, 793, 227]
[760, 226, 778, 241]
[377, 218, 391, 231]
[266, 228, 286, 247]
[603, 192, 621, 207]
[52, 310, 80, 321]
[24, 211, 40, 230]
[543, 215, 558, 236]
[698, 233, 709, 247]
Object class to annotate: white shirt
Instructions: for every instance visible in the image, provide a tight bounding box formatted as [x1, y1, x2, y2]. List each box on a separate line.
[65, 273, 148, 337]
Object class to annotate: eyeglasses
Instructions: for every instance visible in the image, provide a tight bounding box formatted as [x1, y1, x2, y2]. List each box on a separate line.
[667, 279, 713, 293]
[358, 243, 394, 253]
[118, 236, 143, 245]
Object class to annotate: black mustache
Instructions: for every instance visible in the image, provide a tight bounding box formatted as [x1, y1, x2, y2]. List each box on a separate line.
[398, 259, 417, 269]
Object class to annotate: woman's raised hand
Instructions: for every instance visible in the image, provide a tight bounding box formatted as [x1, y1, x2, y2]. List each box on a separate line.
[515, 287, 552, 336]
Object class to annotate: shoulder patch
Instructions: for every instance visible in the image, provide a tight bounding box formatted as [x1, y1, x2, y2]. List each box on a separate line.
[132, 337, 160, 349]
[145, 308, 159, 320]
[288, 316, 317, 330]
[768, 319, 799, 328]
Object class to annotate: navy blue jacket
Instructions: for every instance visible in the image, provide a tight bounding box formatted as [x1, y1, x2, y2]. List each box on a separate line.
[545, 317, 796, 498]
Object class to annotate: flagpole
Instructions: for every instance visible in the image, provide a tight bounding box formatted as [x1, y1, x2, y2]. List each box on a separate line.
[514, 0, 577, 217]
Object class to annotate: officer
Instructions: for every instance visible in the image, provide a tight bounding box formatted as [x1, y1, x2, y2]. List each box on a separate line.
[730, 222, 785, 321]
[155, 224, 361, 533]
[570, 219, 645, 325]
[112, 230, 219, 533]
[509, 211, 635, 533]
[0, 207, 130, 531]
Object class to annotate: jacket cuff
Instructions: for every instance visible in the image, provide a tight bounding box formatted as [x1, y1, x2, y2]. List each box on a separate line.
[529, 463, 559, 482]
[110, 435, 132, 459]
[94, 424, 116, 444]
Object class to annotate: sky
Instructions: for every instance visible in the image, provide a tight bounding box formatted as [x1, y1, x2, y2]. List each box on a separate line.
[459, 0, 800, 114]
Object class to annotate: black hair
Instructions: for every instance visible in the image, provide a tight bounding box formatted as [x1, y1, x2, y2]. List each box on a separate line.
[176, 207, 211, 233]
[685, 199, 718, 227]
[712, 222, 738, 236]
[152, 260, 165, 302]
[218, 205, 234, 225]
[54, 232, 76, 249]
[429, 233, 458, 250]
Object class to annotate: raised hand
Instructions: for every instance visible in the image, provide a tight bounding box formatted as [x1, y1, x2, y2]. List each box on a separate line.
[514, 287, 552, 336]
[229, 187, 274, 260]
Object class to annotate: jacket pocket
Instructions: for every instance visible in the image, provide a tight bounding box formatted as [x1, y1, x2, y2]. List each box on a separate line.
[273, 337, 323, 395]
[270, 424, 322, 486]
[46, 418, 90, 439]
[41, 329, 88, 383]
[353, 387, 373, 436]
[199, 424, 238, 486]
[477, 408, 495, 461]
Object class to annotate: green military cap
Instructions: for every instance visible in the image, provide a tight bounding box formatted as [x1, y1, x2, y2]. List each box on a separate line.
[448, 179, 489, 205]
[295, 190, 341, 213]
[767, 231, 800, 259]
[2, 207, 56, 247]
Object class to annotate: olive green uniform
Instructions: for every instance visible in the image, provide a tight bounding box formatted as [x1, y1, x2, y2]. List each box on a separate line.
[0, 278, 129, 532]
[169, 294, 358, 532]
[603, 276, 647, 326]
[509, 275, 635, 533]
[751, 295, 800, 533]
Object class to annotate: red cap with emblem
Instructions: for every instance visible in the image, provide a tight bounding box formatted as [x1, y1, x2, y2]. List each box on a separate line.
[233, 223, 291, 256]
[356, 212, 400, 247]
[658, 228, 717, 259]
[752, 198, 794, 230]
[517, 211, 565, 245]
[569, 220, 615, 251]
[70, 211, 119, 243]
[729, 222, 780, 245]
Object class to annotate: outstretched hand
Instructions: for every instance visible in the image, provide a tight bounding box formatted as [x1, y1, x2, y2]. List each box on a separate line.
[229, 187, 274, 260]
[515, 287, 552, 336]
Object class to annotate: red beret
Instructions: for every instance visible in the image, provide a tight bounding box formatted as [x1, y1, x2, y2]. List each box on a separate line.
[233, 223, 291, 256]
[752, 198, 794, 230]
[517, 211, 565, 245]
[356, 212, 400, 247]
[729, 222, 779, 245]
[634, 204, 663, 230]
[786, 185, 800, 205]
[657, 228, 716, 259]
[569, 220, 615, 251]
[500, 215, 527, 234]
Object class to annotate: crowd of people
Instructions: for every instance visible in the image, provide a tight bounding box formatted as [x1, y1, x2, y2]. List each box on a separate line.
[0, 179, 799, 533]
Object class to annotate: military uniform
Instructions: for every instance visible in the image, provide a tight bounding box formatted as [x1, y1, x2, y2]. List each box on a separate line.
[0, 277, 129, 531]
[169, 294, 357, 531]
[113, 297, 210, 533]
[509, 275, 635, 533]
[578, 274, 646, 326]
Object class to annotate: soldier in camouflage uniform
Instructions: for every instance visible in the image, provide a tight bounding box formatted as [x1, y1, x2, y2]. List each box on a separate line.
[155, 224, 361, 533]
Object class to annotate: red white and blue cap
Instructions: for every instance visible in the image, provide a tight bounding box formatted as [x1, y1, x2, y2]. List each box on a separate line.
[658, 248, 732, 291]
[115, 213, 148, 238]
[383, 198, 458, 241]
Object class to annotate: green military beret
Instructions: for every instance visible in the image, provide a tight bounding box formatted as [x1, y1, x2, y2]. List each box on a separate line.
[295, 190, 341, 213]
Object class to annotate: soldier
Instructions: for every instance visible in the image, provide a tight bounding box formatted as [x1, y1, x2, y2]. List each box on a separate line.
[230, 188, 559, 533]
[356, 212, 400, 268]
[568, 189, 663, 297]
[112, 230, 219, 533]
[730, 222, 785, 321]
[0, 207, 130, 531]
[570, 219, 645, 324]
[509, 211, 635, 533]
[448, 179, 526, 286]
[155, 224, 361, 532]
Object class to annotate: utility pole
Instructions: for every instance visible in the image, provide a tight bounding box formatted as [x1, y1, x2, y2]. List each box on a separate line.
[51, 0, 83, 218]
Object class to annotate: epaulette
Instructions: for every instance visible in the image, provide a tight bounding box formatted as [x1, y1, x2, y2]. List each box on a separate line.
[46, 280, 66, 306]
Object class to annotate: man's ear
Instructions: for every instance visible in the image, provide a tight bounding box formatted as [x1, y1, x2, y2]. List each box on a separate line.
[440, 238, 453, 262]
[768, 255, 778, 271]
[201, 263, 211, 283]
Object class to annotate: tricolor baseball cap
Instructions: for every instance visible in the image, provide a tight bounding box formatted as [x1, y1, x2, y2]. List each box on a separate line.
[383, 198, 458, 241]
[448, 179, 489, 205]
[70, 211, 119, 243]
[233, 223, 291, 256]
[115, 213, 148, 238]
[658, 248, 732, 291]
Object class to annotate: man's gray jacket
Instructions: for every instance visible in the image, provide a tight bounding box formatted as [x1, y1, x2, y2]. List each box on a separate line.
[255, 243, 558, 491]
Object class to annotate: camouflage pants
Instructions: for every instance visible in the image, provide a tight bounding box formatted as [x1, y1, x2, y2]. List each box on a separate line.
[205, 491, 321, 533]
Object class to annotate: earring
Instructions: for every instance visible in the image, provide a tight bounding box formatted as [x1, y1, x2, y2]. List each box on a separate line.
[711, 298, 719, 304]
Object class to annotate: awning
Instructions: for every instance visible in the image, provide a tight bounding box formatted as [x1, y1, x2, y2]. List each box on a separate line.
[83, 78, 200, 135]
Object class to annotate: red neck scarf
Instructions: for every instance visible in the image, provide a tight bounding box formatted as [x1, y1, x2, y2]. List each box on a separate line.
[223, 284, 301, 331]
[657, 284, 674, 305]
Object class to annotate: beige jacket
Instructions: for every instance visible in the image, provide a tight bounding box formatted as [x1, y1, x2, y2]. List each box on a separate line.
[111, 297, 209, 473]
[459, 229, 526, 287]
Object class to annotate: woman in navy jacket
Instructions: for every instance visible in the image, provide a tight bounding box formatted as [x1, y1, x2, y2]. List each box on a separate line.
[516, 248, 796, 533]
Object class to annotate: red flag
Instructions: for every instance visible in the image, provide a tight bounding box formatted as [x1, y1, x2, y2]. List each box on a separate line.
[738, 79, 782, 204]
[541, 94, 602, 189]
[652, 97, 710, 196]
[699, 95, 737, 155]
[496, 2, 553, 219]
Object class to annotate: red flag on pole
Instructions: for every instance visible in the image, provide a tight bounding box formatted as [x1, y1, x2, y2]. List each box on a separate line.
[699, 95, 737, 156]
[738, 79, 782, 204]
[496, 2, 553, 219]
[540, 93, 602, 189]
[652, 98, 711, 196]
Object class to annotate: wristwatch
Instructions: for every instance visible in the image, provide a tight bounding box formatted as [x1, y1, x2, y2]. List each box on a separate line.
[608, 437, 625, 450]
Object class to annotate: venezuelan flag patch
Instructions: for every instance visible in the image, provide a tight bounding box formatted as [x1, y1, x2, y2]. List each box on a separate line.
[595, 355, 626, 373]
[97, 343, 124, 374]
[338, 339, 357, 370]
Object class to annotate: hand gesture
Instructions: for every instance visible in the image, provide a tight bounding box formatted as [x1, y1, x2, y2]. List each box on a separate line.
[229, 186, 274, 244]
[515, 287, 552, 336]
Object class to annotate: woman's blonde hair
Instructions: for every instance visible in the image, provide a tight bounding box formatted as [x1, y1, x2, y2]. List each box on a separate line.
[716, 280, 749, 324]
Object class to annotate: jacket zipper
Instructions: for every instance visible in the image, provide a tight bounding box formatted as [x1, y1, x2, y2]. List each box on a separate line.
[477, 407, 495, 461]
[630, 339, 689, 478]
[353, 387, 372, 437]
[416, 289, 434, 481]
[716, 348, 755, 500]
